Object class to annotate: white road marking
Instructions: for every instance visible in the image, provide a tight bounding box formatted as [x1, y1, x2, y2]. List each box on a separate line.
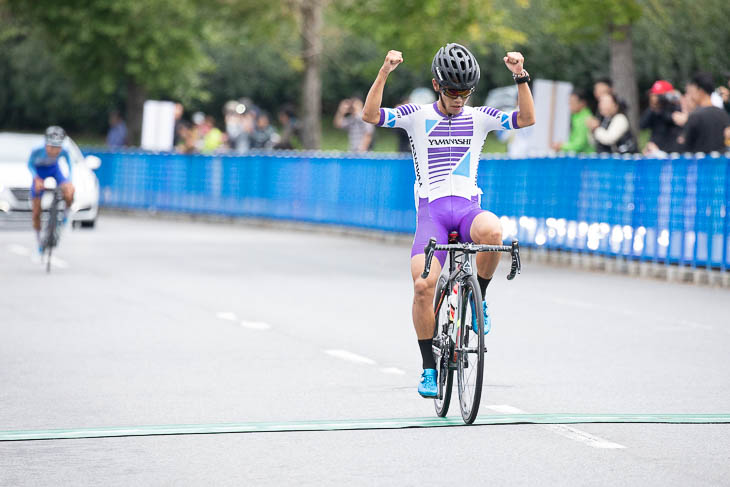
[215, 312, 237, 321]
[7, 244, 30, 256]
[240, 321, 271, 330]
[484, 405, 626, 449]
[324, 349, 377, 365]
[380, 367, 406, 375]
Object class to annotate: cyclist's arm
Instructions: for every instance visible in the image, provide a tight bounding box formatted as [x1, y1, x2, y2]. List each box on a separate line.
[515, 81, 536, 128]
[27, 149, 39, 179]
[59, 150, 73, 178]
[503, 52, 535, 128]
[362, 50, 403, 124]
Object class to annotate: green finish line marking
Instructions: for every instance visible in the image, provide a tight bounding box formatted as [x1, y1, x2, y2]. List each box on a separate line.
[1, 413, 729, 442]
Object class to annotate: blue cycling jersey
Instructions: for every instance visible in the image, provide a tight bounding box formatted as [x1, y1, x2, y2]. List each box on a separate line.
[27, 146, 72, 179]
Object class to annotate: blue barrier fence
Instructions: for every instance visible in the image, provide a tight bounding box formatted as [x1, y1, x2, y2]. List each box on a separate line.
[86, 149, 730, 270]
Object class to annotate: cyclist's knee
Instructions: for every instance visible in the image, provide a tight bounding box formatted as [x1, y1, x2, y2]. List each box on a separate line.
[413, 277, 436, 302]
[472, 222, 502, 244]
[62, 184, 74, 204]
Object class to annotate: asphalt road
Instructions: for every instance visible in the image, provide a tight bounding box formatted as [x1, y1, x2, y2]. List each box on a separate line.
[1, 214, 729, 486]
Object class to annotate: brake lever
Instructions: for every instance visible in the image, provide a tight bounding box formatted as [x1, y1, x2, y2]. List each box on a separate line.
[507, 239, 521, 280]
[421, 237, 437, 279]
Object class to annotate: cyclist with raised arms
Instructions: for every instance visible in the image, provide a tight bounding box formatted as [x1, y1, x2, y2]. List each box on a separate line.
[28, 126, 75, 252]
[362, 44, 535, 397]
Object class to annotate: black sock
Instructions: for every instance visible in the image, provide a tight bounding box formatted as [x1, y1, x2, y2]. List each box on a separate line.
[477, 275, 491, 299]
[418, 339, 436, 369]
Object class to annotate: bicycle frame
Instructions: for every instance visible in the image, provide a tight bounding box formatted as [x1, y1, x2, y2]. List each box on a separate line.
[425, 236, 522, 419]
[426, 236, 521, 370]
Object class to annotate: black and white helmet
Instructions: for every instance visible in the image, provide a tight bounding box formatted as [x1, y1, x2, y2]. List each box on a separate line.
[45, 126, 66, 147]
[431, 43, 480, 91]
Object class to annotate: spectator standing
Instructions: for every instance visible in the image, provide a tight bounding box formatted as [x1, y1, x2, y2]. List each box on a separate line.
[224, 100, 253, 153]
[250, 112, 280, 149]
[274, 104, 300, 150]
[195, 114, 224, 154]
[334, 97, 374, 152]
[106, 111, 127, 148]
[679, 72, 730, 153]
[587, 93, 637, 154]
[640, 80, 683, 154]
[175, 122, 197, 154]
[551, 90, 595, 153]
[718, 71, 730, 115]
[592, 78, 613, 121]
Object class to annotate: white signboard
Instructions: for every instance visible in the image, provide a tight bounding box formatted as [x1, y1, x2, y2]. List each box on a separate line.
[531, 79, 573, 153]
[483, 80, 572, 157]
[141, 100, 176, 151]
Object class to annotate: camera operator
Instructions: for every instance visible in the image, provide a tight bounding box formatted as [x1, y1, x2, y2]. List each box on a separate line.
[640, 80, 683, 154]
[334, 97, 374, 152]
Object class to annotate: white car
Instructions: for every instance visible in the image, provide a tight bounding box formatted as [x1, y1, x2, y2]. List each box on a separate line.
[0, 132, 102, 228]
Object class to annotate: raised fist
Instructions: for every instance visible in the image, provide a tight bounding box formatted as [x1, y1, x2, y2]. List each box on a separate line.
[503, 52, 525, 75]
[381, 50, 403, 74]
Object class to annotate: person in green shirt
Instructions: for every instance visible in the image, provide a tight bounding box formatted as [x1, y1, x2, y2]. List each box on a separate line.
[552, 90, 595, 153]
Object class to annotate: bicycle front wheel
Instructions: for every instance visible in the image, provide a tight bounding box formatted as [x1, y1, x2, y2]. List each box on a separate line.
[44, 201, 59, 274]
[456, 276, 484, 424]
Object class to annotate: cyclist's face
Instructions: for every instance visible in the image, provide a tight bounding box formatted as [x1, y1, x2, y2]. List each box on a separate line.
[432, 80, 468, 115]
[46, 145, 61, 157]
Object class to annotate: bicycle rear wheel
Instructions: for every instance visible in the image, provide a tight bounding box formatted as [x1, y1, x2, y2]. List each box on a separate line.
[433, 276, 453, 417]
[456, 276, 484, 424]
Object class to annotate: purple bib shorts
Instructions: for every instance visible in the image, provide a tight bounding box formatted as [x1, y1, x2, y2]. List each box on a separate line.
[411, 195, 485, 267]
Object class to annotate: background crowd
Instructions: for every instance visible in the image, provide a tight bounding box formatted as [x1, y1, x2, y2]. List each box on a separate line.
[553, 71, 730, 156]
[170, 100, 299, 154]
[105, 69, 730, 156]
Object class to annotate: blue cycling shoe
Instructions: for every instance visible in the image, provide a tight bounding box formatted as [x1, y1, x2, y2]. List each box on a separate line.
[418, 368, 438, 398]
[471, 300, 491, 335]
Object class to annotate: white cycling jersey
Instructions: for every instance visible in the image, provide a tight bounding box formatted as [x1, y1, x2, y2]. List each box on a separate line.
[377, 102, 519, 202]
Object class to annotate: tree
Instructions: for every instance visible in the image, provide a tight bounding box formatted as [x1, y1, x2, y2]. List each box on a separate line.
[300, 0, 323, 149]
[335, 0, 526, 70]
[548, 0, 643, 132]
[4, 0, 212, 144]
[635, 0, 730, 86]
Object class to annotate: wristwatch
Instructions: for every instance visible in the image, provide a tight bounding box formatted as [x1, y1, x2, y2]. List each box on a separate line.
[513, 70, 531, 84]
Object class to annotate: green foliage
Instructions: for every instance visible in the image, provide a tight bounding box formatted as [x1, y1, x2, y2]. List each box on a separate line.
[637, 0, 730, 84]
[334, 0, 527, 69]
[547, 0, 643, 40]
[0, 28, 113, 130]
[4, 0, 212, 102]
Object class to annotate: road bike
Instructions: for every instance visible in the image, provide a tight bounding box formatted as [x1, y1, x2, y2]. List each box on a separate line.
[421, 232, 521, 424]
[40, 185, 66, 273]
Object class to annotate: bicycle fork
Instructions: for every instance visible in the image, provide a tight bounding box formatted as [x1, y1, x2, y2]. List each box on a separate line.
[447, 280, 464, 365]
